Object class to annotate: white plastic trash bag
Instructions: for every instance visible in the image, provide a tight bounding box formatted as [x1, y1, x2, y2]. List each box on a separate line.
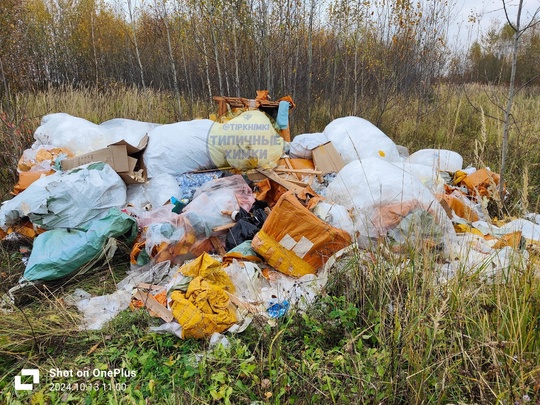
[144, 119, 215, 178]
[326, 158, 455, 249]
[289, 132, 328, 159]
[99, 118, 160, 147]
[389, 161, 445, 195]
[312, 202, 355, 238]
[0, 162, 126, 231]
[33, 113, 117, 155]
[407, 149, 463, 173]
[323, 116, 401, 163]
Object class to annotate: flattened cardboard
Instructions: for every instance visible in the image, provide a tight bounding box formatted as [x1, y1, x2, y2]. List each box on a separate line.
[61, 135, 148, 184]
[312, 141, 345, 174]
[61, 144, 130, 172]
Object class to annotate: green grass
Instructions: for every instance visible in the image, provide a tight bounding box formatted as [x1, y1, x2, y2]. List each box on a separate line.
[1, 84, 540, 403]
[2, 244, 539, 403]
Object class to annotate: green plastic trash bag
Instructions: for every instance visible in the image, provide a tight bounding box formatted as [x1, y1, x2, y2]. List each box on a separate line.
[22, 208, 137, 282]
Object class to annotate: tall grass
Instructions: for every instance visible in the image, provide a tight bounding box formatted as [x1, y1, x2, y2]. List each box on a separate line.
[2, 83, 540, 208]
[1, 84, 540, 403]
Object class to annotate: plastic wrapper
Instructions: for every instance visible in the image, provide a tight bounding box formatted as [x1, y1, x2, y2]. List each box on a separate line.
[323, 116, 401, 164]
[143, 119, 215, 178]
[252, 192, 352, 277]
[76, 290, 133, 331]
[183, 175, 255, 237]
[191, 175, 255, 212]
[0, 162, 127, 231]
[326, 158, 456, 250]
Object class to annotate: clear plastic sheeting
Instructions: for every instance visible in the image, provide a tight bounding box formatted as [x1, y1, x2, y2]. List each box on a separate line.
[183, 175, 255, 237]
[323, 116, 401, 163]
[126, 173, 181, 210]
[441, 234, 528, 282]
[0, 162, 126, 231]
[326, 158, 456, 250]
[72, 261, 175, 331]
[76, 290, 133, 331]
[472, 218, 540, 242]
[143, 119, 215, 178]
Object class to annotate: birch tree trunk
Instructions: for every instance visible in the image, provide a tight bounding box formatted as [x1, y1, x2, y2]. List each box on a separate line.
[127, 0, 146, 89]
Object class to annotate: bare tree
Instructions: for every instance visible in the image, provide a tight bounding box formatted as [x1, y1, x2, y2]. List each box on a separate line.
[499, 0, 540, 202]
[126, 0, 146, 88]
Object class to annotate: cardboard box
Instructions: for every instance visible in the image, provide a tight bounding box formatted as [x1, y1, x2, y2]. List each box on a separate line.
[61, 135, 148, 184]
[312, 141, 345, 174]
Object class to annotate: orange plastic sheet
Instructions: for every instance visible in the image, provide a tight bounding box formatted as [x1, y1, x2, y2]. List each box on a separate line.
[251, 192, 351, 277]
[12, 171, 53, 195]
[460, 168, 500, 199]
[254, 178, 287, 207]
[254, 177, 321, 209]
[439, 192, 480, 222]
[493, 231, 523, 249]
[0, 220, 45, 240]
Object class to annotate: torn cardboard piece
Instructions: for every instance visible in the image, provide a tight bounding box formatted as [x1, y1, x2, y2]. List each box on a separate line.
[312, 141, 345, 174]
[133, 288, 174, 322]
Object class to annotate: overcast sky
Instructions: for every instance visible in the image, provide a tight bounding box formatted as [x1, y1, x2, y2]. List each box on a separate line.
[450, 0, 540, 49]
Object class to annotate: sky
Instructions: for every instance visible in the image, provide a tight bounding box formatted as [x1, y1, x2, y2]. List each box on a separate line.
[450, 0, 540, 49]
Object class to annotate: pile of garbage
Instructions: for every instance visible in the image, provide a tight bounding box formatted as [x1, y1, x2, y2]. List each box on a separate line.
[1, 95, 538, 339]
